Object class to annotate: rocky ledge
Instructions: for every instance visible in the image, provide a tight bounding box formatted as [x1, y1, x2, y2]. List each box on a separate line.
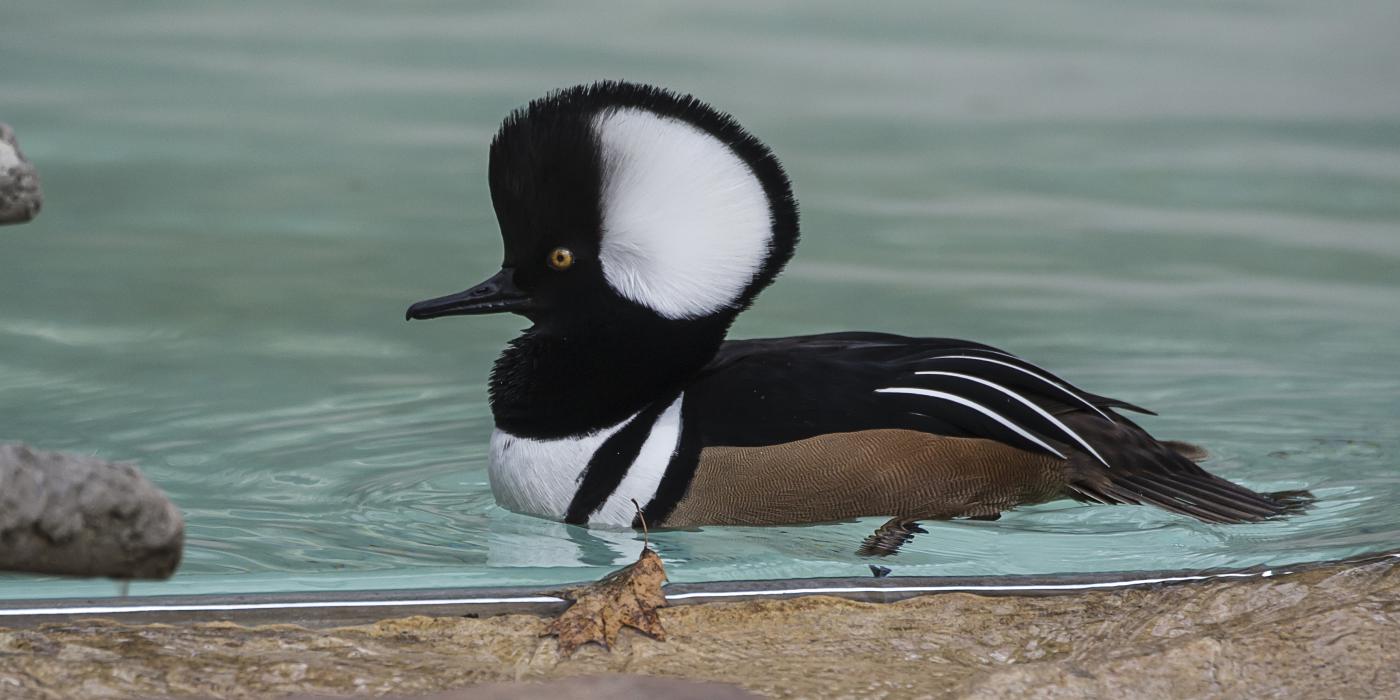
[1, 551, 1396, 699]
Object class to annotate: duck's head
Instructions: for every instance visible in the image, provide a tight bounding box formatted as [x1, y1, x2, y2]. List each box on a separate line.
[406, 81, 798, 338]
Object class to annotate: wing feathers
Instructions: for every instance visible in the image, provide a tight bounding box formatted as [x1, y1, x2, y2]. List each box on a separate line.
[702, 333, 1310, 527]
[876, 387, 1067, 459]
[881, 355, 1310, 525]
[911, 371, 1112, 468]
[921, 354, 1115, 421]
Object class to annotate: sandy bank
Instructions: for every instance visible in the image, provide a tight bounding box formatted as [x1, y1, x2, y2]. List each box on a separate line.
[2, 551, 1396, 698]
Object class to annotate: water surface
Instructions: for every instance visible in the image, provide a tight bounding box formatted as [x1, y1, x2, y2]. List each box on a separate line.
[2, 0, 1398, 599]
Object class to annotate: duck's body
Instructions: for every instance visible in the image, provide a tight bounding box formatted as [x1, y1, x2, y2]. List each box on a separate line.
[409, 82, 1306, 550]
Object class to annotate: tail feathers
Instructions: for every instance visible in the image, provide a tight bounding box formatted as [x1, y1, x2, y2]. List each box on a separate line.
[1082, 392, 1157, 416]
[1162, 440, 1209, 462]
[1265, 489, 1316, 515]
[1070, 467, 1313, 525]
[1060, 413, 1311, 525]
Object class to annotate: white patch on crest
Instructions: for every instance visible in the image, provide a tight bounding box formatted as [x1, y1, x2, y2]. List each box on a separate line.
[592, 394, 683, 526]
[593, 108, 773, 320]
[488, 418, 630, 521]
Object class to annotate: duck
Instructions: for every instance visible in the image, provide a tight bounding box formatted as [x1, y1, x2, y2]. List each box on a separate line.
[407, 81, 1308, 554]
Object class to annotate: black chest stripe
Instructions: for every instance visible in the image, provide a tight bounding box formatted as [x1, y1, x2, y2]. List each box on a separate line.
[564, 394, 676, 525]
[640, 400, 704, 527]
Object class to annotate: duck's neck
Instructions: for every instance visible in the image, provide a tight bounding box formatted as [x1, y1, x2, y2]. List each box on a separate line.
[488, 318, 728, 439]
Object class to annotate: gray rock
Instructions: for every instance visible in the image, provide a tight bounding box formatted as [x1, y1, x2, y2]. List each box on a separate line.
[0, 444, 183, 579]
[0, 123, 43, 225]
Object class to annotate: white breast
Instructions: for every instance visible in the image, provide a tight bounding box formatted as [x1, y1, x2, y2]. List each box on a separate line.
[488, 422, 625, 522]
[487, 394, 685, 527]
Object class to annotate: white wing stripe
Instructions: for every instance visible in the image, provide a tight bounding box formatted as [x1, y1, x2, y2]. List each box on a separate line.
[913, 371, 1112, 468]
[874, 387, 1068, 459]
[924, 354, 1113, 422]
[592, 394, 684, 526]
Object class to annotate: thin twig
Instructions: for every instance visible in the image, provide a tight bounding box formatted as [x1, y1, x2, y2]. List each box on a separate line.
[630, 498, 650, 548]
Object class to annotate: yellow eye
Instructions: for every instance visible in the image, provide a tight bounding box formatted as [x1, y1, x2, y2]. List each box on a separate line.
[547, 247, 575, 271]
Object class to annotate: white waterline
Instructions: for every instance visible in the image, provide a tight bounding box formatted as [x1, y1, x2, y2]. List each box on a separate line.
[0, 567, 1312, 618]
[0, 595, 566, 617]
[664, 570, 1278, 600]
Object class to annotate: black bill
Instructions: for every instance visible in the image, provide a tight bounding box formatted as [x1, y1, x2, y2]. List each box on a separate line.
[405, 267, 532, 320]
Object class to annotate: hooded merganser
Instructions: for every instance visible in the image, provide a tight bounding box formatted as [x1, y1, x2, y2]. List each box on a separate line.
[407, 82, 1308, 550]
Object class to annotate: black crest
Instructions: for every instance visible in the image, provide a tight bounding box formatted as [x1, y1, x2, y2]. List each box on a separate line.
[488, 81, 800, 316]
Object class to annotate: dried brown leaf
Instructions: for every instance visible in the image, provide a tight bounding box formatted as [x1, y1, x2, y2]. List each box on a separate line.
[544, 546, 668, 656]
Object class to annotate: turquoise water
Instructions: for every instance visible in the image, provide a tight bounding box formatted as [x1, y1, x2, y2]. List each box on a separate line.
[2, 1, 1398, 600]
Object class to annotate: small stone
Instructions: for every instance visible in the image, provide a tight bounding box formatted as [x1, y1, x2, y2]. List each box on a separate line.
[0, 122, 43, 226]
[0, 443, 184, 579]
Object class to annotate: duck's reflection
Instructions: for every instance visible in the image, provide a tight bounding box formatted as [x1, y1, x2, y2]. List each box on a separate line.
[485, 513, 646, 569]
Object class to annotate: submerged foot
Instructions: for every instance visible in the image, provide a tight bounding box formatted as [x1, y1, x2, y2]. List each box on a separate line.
[858, 518, 928, 557]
